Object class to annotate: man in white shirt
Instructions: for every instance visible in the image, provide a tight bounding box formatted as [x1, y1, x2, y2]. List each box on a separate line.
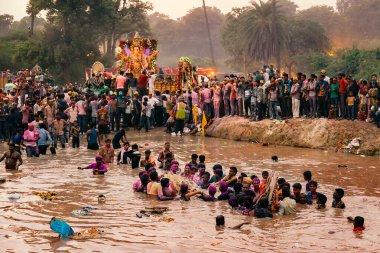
[279, 188, 297, 215]
[148, 72, 157, 95]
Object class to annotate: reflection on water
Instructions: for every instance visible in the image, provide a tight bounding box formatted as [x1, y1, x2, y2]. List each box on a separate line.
[0, 130, 379, 252]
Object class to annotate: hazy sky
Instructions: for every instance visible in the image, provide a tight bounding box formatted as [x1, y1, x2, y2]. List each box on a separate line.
[0, 0, 336, 21]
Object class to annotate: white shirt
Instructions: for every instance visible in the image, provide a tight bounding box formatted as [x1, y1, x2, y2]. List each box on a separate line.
[148, 74, 157, 93]
[278, 197, 297, 215]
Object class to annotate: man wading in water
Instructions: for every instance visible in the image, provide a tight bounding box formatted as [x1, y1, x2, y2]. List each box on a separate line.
[0, 143, 23, 170]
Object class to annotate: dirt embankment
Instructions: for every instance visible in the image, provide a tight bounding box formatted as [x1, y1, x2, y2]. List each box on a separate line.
[206, 117, 380, 156]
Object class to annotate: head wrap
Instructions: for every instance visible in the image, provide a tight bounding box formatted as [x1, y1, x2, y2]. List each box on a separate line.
[253, 177, 260, 184]
[95, 155, 103, 160]
[243, 177, 253, 184]
[219, 181, 228, 193]
[209, 184, 217, 196]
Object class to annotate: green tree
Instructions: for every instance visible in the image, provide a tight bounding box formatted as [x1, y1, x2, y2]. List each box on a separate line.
[240, 0, 286, 67]
[221, 7, 253, 72]
[0, 14, 14, 36]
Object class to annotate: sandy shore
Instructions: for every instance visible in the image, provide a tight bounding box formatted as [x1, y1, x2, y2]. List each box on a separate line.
[206, 117, 380, 156]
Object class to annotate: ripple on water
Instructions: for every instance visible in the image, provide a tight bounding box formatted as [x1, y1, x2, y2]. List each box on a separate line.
[0, 132, 380, 252]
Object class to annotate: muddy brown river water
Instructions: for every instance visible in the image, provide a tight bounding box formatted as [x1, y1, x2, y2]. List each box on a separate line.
[0, 130, 379, 252]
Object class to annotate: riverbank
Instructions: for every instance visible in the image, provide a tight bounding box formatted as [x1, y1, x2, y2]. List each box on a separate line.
[206, 117, 380, 156]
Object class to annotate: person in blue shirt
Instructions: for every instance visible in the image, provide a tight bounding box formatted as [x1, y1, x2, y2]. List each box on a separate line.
[37, 123, 52, 155]
[316, 75, 329, 117]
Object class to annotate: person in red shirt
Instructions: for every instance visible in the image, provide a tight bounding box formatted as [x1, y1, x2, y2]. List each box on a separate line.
[137, 71, 148, 99]
[115, 71, 126, 91]
[338, 73, 348, 119]
[348, 216, 365, 232]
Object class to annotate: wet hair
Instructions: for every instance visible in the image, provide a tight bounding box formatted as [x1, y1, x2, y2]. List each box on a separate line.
[140, 174, 149, 186]
[282, 188, 291, 198]
[212, 164, 223, 171]
[216, 215, 225, 226]
[145, 149, 151, 154]
[309, 180, 318, 187]
[258, 198, 269, 208]
[278, 178, 286, 184]
[240, 172, 248, 178]
[303, 170, 312, 180]
[191, 153, 198, 159]
[145, 164, 153, 171]
[317, 193, 327, 204]
[132, 144, 138, 150]
[234, 183, 243, 193]
[354, 216, 364, 227]
[262, 171, 269, 177]
[335, 188, 345, 198]
[203, 171, 211, 178]
[160, 178, 170, 188]
[292, 183, 302, 190]
[180, 183, 188, 195]
[123, 141, 130, 146]
[199, 155, 205, 163]
[230, 167, 238, 174]
[197, 163, 206, 169]
[228, 195, 238, 208]
[214, 169, 223, 178]
[150, 171, 158, 182]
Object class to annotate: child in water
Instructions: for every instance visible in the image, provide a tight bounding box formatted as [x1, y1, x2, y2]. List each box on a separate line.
[332, 188, 346, 209]
[316, 193, 327, 209]
[348, 216, 365, 232]
[78, 155, 108, 175]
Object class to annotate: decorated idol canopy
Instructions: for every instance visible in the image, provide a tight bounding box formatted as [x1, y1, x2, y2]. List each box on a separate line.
[115, 32, 158, 77]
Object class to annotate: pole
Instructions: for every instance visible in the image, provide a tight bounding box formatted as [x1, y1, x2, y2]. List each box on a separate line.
[202, 0, 216, 66]
[271, 0, 280, 68]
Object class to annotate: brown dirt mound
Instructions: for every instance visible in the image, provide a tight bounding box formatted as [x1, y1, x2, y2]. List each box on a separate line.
[206, 117, 380, 156]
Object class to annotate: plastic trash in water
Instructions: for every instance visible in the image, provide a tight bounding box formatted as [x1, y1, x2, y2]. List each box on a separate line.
[50, 217, 74, 239]
[8, 194, 21, 200]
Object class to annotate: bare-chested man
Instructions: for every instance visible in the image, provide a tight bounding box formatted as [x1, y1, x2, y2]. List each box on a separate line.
[0, 144, 23, 170]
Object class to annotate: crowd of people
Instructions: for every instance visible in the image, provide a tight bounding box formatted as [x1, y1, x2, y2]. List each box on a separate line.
[1, 67, 379, 153]
[0, 66, 370, 234]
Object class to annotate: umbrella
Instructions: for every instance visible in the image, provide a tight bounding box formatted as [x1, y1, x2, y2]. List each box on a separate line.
[4, 83, 16, 92]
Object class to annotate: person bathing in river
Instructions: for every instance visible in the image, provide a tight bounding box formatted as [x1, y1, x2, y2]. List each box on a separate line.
[179, 183, 200, 201]
[133, 173, 149, 193]
[112, 129, 126, 149]
[86, 123, 100, 150]
[99, 139, 114, 164]
[303, 170, 313, 192]
[259, 170, 269, 193]
[0, 143, 23, 170]
[78, 155, 108, 175]
[117, 142, 130, 164]
[222, 167, 238, 187]
[252, 177, 261, 195]
[181, 163, 194, 180]
[193, 165, 205, 185]
[316, 193, 327, 209]
[199, 171, 211, 189]
[218, 181, 232, 201]
[291, 183, 309, 204]
[147, 173, 174, 201]
[189, 153, 198, 168]
[306, 181, 322, 203]
[140, 149, 156, 168]
[157, 142, 174, 170]
[198, 184, 217, 202]
[332, 188, 346, 209]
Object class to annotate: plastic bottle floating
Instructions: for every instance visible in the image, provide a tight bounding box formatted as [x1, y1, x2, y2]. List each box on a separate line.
[34, 191, 57, 201]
